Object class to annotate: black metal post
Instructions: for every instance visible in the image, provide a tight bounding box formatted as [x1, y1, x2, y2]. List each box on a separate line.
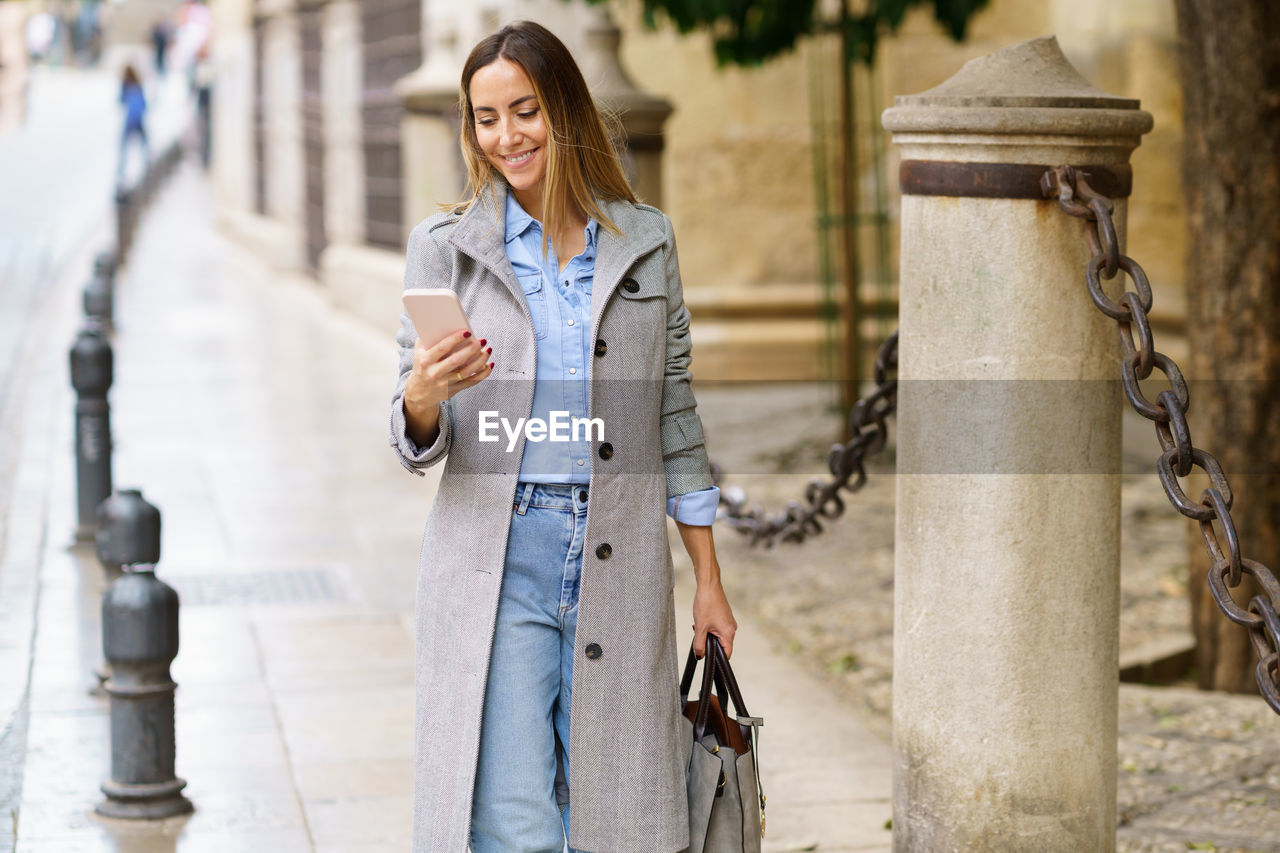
[69, 327, 113, 542]
[83, 261, 114, 327]
[114, 187, 129, 260]
[96, 490, 193, 820]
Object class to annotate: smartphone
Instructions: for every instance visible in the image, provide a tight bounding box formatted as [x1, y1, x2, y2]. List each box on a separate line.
[402, 288, 472, 349]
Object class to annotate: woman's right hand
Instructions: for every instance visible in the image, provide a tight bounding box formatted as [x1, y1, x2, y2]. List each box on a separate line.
[404, 329, 493, 419]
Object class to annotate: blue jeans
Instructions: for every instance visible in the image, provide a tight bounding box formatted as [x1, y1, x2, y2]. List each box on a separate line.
[471, 483, 588, 853]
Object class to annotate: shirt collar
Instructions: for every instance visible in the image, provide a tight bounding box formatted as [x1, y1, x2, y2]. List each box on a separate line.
[504, 189, 600, 253]
[504, 191, 537, 244]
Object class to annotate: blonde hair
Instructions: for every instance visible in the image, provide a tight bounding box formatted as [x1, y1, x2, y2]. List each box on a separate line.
[451, 20, 637, 256]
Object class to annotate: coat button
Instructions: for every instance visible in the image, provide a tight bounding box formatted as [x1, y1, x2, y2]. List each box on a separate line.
[585, 643, 602, 660]
[621, 278, 640, 294]
[598, 442, 614, 460]
[594, 339, 607, 357]
[595, 543, 612, 560]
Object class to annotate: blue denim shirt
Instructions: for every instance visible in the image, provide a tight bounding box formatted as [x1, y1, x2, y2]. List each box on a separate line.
[504, 193, 718, 525]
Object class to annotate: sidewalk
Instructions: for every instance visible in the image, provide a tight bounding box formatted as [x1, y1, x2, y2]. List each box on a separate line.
[12, 163, 894, 851]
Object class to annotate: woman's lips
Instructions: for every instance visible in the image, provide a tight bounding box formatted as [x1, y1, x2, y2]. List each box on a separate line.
[501, 148, 537, 168]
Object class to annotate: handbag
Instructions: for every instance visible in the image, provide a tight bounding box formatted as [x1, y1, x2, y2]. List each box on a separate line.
[680, 634, 766, 853]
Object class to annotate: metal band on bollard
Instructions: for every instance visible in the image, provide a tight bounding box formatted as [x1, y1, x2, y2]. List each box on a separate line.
[96, 490, 193, 820]
[899, 161, 1132, 200]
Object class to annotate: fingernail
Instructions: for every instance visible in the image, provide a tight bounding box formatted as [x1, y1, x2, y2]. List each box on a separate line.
[486, 347, 493, 355]
[479, 338, 487, 346]
[463, 331, 472, 338]
[488, 362, 495, 370]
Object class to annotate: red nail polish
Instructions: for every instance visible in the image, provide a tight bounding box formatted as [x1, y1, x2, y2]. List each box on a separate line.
[486, 347, 493, 355]
[480, 338, 487, 346]
[488, 362, 495, 370]
[463, 331, 472, 338]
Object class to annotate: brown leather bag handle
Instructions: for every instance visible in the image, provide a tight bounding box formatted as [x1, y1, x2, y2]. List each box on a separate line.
[681, 635, 741, 742]
[707, 635, 751, 720]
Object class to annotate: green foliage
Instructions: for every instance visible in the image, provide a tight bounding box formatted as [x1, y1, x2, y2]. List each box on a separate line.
[585, 0, 989, 66]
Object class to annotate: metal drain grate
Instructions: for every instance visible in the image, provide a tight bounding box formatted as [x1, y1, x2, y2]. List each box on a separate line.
[165, 568, 347, 607]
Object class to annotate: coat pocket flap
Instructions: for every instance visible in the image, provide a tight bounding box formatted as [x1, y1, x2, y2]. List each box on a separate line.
[617, 273, 665, 300]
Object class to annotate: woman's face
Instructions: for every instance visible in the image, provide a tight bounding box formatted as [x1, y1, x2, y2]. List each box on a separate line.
[469, 58, 548, 202]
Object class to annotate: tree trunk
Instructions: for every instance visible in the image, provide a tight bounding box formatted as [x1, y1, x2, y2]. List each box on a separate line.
[1174, 0, 1280, 693]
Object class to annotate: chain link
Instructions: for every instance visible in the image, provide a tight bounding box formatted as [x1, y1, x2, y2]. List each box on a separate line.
[712, 332, 898, 547]
[1044, 164, 1280, 714]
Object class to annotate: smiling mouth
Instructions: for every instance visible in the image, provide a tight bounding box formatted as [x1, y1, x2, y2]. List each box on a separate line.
[502, 149, 537, 165]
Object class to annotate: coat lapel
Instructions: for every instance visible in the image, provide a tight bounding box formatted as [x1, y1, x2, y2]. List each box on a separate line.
[445, 183, 524, 308]
[445, 183, 667, 339]
[591, 197, 666, 335]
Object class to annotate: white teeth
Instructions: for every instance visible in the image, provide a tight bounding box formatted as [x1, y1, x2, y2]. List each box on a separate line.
[503, 150, 534, 164]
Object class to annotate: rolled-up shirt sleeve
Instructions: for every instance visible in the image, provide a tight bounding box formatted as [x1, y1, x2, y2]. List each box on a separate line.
[666, 486, 720, 526]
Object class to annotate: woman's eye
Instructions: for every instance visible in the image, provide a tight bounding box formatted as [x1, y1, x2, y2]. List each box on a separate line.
[476, 118, 495, 127]
[518, 109, 539, 119]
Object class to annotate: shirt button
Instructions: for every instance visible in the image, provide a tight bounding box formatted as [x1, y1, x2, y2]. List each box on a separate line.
[567, 318, 574, 326]
[569, 367, 577, 375]
[584, 643, 602, 660]
[577, 459, 584, 466]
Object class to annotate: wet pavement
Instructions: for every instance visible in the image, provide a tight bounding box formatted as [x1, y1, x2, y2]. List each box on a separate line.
[0, 62, 193, 853]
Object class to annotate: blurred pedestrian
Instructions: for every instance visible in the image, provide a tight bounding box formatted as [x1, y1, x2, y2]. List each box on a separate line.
[192, 43, 212, 167]
[151, 18, 170, 75]
[25, 12, 55, 63]
[117, 65, 149, 183]
[390, 20, 736, 853]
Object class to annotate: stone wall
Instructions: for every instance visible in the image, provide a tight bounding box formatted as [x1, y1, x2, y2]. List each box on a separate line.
[611, 0, 1183, 303]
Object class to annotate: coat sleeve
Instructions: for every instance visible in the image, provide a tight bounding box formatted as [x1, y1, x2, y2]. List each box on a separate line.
[657, 213, 715, 499]
[389, 216, 455, 476]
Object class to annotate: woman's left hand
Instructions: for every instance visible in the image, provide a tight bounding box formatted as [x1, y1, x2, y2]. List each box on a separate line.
[692, 579, 737, 659]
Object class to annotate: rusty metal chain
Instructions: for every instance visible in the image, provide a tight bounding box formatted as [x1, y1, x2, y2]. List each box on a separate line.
[1043, 164, 1280, 714]
[712, 331, 898, 547]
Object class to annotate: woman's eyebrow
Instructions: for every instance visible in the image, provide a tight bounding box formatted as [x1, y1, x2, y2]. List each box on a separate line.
[473, 94, 537, 113]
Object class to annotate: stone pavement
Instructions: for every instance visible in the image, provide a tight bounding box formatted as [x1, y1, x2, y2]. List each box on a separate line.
[8, 163, 893, 850]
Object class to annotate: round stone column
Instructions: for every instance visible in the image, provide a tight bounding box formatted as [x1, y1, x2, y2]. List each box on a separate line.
[881, 37, 1151, 851]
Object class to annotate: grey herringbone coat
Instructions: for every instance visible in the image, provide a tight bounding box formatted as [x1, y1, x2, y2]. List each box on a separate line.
[389, 183, 714, 853]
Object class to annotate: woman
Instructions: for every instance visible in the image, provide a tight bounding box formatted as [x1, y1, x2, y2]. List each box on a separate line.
[390, 21, 736, 853]
[118, 64, 148, 183]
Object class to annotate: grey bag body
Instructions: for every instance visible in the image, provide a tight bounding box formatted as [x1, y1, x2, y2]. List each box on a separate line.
[680, 636, 765, 853]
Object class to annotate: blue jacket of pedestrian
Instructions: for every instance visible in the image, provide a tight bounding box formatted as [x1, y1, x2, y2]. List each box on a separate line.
[121, 82, 146, 130]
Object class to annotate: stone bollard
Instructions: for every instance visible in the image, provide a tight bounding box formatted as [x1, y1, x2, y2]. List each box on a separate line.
[95, 490, 193, 820]
[881, 38, 1152, 851]
[70, 326, 113, 542]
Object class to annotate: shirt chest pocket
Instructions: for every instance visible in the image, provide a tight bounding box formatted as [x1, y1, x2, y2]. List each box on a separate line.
[517, 272, 549, 340]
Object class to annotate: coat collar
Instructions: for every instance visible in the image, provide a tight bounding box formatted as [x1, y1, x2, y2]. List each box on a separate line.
[446, 182, 667, 318]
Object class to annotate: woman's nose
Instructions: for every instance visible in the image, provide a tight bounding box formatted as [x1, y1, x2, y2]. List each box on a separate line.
[499, 118, 522, 147]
